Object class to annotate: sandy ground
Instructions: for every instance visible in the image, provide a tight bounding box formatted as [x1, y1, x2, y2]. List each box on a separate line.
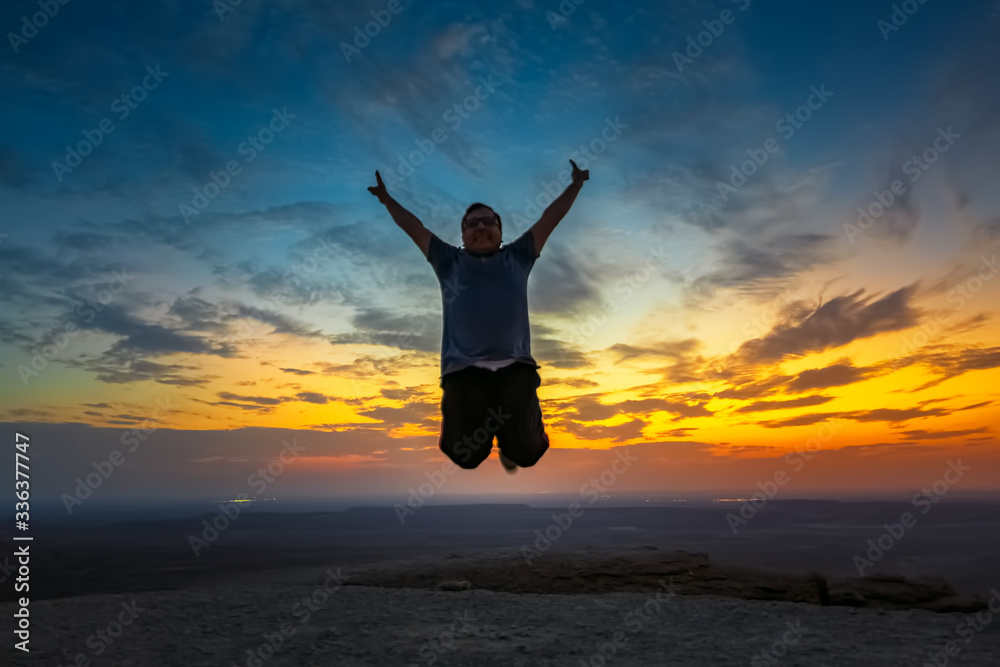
[6, 549, 1000, 666]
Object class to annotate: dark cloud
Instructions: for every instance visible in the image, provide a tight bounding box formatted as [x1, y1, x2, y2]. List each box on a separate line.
[5, 408, 54, 419]
[0, 244, 105, 316]
[835, 442, 928, 453]
[757, 412, 842, 428]
[562, 417, 648, 443]
[660, 400, 713, 419]
[787, 361, 873, 392]
[908, 346, 1000, 390]
[567, 395, 711, 423]
[848, 406, 948, 423]
[217, 392, 285, 406]
[330, 307, 441, 355]
[694, 233, 836, 294]
[528, 251, 600, 315]
[220, 260, 347, 310]
[735, 286, 920, 363]
[51, 231, 117, 252]
[157, 375, 215, 387]
[608, 339, 708, 385]
[380, 387, 432, 401]
[715, 375, 790, 400]
[200, 399, 275, 413]
[552, 377, 600, 389]
[229, 302, 327, 339]
[900, 428, 990, 440]
[954, 401, 994, 412]
[64, 357, 213, 386]
[0, 145, 37, 189]
[527, 322, 592, 369]
[357, 402, 438, 429]
[0, 320, 36, 347]
[167, 295, 228, 333]
[316, 354, 417, 382]
[567, 396, 629, 422]
[78, 303, 236, 358]
[295, 392, 330, 404]
[756, 395, 993, 428]
[213, 390, 335, 406]
[609, 339, 700, 362]
[736, 395, 834, 413]
[280, 367, 317, 376]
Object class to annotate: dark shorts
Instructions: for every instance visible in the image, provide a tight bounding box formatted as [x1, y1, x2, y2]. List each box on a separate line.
[439, 362, 549, 469]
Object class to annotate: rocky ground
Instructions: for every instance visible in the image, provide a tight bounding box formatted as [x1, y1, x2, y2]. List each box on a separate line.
[5, 546, 1000, 666]
[343, 547, 991, 612]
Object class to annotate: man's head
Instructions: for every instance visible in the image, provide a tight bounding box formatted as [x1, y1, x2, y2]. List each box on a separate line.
[461, 203, 502, 254]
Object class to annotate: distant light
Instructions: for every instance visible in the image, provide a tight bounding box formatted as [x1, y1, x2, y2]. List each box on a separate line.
[213, 497, 278, 503]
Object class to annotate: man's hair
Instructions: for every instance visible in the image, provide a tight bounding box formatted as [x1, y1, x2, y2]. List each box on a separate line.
[462, 202, 502, 234]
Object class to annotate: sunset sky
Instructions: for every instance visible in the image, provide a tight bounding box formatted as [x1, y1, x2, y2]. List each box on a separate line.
[2, 0, 998, 504]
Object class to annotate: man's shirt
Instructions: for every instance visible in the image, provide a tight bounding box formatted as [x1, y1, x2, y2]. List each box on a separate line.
[426, 229, 541, 380]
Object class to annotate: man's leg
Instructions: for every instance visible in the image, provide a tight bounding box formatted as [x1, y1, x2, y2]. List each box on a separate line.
[494, 363, 549, 467]
[439, 366, 497, 469]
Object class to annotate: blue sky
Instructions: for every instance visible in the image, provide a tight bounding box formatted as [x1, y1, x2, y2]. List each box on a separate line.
[2, 0, 999, 502]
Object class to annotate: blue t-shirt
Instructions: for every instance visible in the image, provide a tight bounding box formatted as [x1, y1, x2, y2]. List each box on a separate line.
[426, 229, 541, 380]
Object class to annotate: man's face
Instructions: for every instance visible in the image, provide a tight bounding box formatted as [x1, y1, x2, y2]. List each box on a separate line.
[461, 208, 501, 253]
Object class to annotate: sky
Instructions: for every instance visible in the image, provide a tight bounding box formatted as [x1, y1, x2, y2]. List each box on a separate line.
[1, 0, 999, 505]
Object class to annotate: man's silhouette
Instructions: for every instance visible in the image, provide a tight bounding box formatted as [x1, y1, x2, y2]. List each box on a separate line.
[369, 160, 589, 472]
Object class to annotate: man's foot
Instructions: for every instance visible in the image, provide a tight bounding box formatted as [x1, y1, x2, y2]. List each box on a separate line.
[499, 451, 518, 474]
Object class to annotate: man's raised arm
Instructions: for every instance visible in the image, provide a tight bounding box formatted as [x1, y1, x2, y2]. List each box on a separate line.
[530, 159, 590, 256]
[368, 170, 433, 258]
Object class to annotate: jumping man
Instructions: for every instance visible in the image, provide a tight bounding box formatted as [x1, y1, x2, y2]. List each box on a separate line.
[368, 160, 589, 472]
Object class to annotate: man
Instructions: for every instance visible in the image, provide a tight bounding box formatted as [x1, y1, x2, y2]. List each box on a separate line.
[368, 160, 589, 472]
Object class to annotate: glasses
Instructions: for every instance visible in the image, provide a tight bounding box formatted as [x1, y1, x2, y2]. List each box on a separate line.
[463, 215, 499, 230]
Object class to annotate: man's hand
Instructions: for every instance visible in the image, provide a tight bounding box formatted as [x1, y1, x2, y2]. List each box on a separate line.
[368, 170, 391, 205]
[370, 169, 432, 258]
[530, 160, 588, 256]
